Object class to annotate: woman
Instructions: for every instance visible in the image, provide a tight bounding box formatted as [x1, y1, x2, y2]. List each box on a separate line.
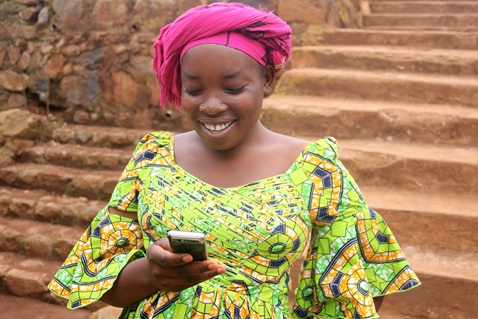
[48, 3, 420, 318]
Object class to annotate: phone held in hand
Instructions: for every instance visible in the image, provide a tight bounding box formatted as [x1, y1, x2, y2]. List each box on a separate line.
[167, 230, 208, 261]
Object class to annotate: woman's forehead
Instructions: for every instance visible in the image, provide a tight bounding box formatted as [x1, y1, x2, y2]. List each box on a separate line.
[181, 44, 260, 73]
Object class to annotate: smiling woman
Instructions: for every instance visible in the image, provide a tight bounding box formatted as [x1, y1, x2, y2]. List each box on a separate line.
[47, 3, 421, 319]
[179, 43, 273, 153]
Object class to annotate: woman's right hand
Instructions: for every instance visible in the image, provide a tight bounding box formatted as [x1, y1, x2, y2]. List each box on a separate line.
[145, 238, 226, 292]
[101, 237, 226, 307]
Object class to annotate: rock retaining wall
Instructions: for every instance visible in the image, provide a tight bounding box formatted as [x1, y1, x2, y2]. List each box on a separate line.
[0, 0, 360, 129]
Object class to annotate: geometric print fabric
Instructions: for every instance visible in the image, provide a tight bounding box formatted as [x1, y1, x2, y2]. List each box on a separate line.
[48, 131, 420, 319]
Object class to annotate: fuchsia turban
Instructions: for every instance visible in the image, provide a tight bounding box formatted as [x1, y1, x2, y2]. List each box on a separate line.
[152, 2, 292, 108]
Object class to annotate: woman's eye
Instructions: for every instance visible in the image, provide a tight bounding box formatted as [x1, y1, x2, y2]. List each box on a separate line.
[225, 86, 246, 94]
[185, 89, 202, 96]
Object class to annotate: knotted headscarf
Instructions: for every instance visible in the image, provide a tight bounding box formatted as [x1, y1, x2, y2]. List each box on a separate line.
[153, 2, 292, 108]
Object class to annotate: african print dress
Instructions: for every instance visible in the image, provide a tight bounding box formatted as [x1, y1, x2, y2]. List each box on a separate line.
[48, 131, 420, 319]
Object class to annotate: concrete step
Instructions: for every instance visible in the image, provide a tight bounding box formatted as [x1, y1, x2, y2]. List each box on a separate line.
[336, 138, 478, 195]
[0, 294, 93, 319]
[370, 1, 478, 14]
[360, 185, 478, 253]
[323, 29, 478, 50]
[369, 0, 478, 2]
[51, 124, 151, 149]
[31, 116, 478, 181]
[275, 68, 478, 107]
[50, 122, 183, 150]
[363, 13, 478, 30]
[0, 186, 105, 228]
[262, 95, 478, 146]
[37, 100, 478, 149]
[5, 135, 478, 198]
[0, 215, 83, 260]
[0, 251, 69, 306]
[291, 45, 478, 76]
[369, 309, 428, 319]
[0, 251, 108, 316]
[19, 142, 132, 170]
[377, 245, 478, 319]
[0, 163, 120, 200]
[363, 25, 478, 32]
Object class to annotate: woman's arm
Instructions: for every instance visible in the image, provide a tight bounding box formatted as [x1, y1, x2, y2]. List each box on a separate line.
[374, 296, 385, 312]
[100, 208, 226, 307]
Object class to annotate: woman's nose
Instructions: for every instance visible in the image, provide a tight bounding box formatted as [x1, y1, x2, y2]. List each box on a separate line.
[199, 97, 227, 115]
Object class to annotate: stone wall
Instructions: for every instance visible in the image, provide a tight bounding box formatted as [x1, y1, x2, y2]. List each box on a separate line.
[0, 0, 360, 130]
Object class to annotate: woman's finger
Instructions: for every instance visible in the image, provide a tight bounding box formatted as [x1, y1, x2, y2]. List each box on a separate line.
[148, 240, 193, 266]
[156, 268, 225, 291]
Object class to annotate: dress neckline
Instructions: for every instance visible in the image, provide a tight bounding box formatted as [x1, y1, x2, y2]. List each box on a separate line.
[167, 132, 313, 190]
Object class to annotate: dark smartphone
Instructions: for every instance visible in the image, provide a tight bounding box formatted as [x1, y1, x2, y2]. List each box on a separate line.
[167, 230, 208, 261]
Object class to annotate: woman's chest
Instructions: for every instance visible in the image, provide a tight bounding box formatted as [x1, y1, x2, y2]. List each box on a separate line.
[136, 166, 311, 266]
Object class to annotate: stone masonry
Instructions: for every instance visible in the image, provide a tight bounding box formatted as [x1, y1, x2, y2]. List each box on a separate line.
[0, 0, 360, 128]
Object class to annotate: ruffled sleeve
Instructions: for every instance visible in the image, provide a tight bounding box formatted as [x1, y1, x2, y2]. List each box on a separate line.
[292, 137, 421, 319]
[47, 132, 172, 309]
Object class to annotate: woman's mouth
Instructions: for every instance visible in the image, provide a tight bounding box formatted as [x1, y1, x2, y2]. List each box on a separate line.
[202, 121, 235, 133]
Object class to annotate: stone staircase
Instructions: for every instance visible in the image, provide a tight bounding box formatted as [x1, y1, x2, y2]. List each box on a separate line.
[1, 0, 478, 318]
[265, 0, 478, 318]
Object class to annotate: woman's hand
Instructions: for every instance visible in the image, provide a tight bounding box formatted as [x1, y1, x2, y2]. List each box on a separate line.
[101, 237, 225, 307]
[145, 238, 226, 292]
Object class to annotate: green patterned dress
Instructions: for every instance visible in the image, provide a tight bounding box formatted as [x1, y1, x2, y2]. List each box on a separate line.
[48, 131, 420, 319]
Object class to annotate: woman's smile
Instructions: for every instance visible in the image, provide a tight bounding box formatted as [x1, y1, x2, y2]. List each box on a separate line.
[201, 120, 236, 134]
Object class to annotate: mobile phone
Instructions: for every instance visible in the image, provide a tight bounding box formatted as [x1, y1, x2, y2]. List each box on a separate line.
[167, 230, 208, 261]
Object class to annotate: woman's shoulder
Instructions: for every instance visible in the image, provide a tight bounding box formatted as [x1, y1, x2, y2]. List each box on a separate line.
[130, 131, 174, 153]
[274, 133, 338, 152]
[135, 131, 173, 147]
[126, 131, 174, 169]
[303, 136, 340, 159]
[268, 133, 340, 163]
[271, 133, 308, 151]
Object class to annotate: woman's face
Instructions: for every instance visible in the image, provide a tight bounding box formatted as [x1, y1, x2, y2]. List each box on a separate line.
[180, 44, 274, 151]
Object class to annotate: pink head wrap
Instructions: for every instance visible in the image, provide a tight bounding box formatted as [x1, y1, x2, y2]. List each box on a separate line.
[180, 31, 267, 67]
[153, 2, 292, 108]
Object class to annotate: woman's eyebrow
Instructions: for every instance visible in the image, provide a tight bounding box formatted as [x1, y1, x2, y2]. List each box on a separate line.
[183, 72, 199, 80]
[223, 70, 241, 79]
[183, 70, 242, 80]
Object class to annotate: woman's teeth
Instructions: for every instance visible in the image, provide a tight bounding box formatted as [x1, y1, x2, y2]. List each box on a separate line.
[203, 121, 233, 132]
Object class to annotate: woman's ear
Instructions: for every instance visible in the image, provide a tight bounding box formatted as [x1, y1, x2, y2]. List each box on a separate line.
[263, 64, 277, 97]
